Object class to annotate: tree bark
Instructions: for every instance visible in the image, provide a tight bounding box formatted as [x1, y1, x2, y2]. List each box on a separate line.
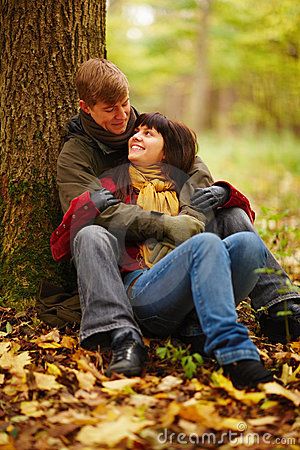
[187, 0, 212, 132]
[0, 0, 106, 304]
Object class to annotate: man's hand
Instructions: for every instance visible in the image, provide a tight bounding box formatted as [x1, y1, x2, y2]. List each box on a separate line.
[163, 214, 204, 246]
[90, 188, 120, 213]
[191, 186, 229, 213]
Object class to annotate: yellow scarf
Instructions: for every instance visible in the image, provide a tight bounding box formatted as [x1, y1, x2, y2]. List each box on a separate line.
[129, 164, 179, 267]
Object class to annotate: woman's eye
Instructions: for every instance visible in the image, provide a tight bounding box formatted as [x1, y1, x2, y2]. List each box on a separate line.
[105, 108, 114, 113]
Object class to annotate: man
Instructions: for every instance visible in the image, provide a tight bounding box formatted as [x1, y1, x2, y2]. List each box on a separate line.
[55, 58, 300, 377]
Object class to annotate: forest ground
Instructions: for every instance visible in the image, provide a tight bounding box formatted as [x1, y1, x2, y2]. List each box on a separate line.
[0, 131, 299, 449]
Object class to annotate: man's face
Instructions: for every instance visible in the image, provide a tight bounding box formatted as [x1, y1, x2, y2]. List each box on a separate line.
[80, 94, 131, 135]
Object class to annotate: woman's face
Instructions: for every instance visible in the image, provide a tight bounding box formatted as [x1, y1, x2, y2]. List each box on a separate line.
[128, 125, 164, 166]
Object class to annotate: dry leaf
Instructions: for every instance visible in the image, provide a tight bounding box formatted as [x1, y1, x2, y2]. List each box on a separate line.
[156, 375, 183, 391]
[0, 374, 5, 384]
[0, 350, 31, 377]
[74, 370, 96, 391]
[46, 363, 62, 377]
[279, 363, 300, 385]
[76, 415, 154, 446]
[262, 382, 300, 406]
[61, 335, 77, 349]
[102, 377, 140, 391]
[247, 416, 278, 426]
[0, 342, 10, 356]
[211, 372, 265, 405]
[36, 329, 60, 343]
[20, 401, 44, 418]
[34, 372, 63, 391]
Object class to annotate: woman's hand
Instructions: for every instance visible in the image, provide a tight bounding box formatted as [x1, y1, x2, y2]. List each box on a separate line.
[163, 214, 204, 246]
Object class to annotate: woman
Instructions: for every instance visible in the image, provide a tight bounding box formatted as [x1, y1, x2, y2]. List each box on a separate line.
[51, 113, 273, 388]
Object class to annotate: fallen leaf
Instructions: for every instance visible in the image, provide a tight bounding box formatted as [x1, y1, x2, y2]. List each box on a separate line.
[102, 377, 140, 391]
[20, 401, 44, 418]
[36, 329, 60, 343]
[46, 363, 62, 377]
[34, 372, 63, 391]
[262, 382, 300, 406]
[37, 342, 61, 349]
[279, 363, 300, 385]
[61, 335, 77, 349]
[0, 342, 10, 356]
[76, 415, 154, 446]
[0, 350, 31, 376]
[211, 372, 266, 405]
[74, 370, 96, 391]
[0, 374, 5, 384]
[156, 375, 183, 391]
[247, 416, 278, 426]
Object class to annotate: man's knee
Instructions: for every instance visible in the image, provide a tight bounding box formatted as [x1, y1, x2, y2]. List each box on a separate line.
[73, 225, 118, 253]
[213, 207, 255, 236]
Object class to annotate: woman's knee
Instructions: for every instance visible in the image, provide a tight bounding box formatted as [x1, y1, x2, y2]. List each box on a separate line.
[226, 232, 267, 268]
[190, 232, 223, 255]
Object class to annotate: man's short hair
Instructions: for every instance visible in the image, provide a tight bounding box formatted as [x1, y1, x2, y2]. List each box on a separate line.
[75, 58, 129, 106]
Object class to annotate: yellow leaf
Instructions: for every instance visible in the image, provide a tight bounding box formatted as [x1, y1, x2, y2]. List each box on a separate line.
[0, 432, 9, 445]
[248, 416, 278, 426]
[179, 400, 245, 431]
[20, 401, 44, 418]
[260, 400, 279, 410]
[102, 377, 140, 391]
[34, 372, 63, 391]
[46, 363, 62, 377]
[211, 371, 265, 405]
[61, 335, 77, 349]
[0, 350, 31, 377]
[156, 375, 183, 392]
[36, 329, 60, 343]
[161, 401, 181, 428]
[74, 370, 96, 391]
[76, 415, 154, 447]
[0, 342, 10, 356]
[37, 342, 61, 349]
[0, 374, 5, 384]
[262, 382, 300, 406]
[279, 363, 300, 385]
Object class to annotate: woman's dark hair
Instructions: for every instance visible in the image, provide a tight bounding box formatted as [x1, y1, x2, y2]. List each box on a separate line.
[136, 112, 197, 174]
[103, 112, 198, 201]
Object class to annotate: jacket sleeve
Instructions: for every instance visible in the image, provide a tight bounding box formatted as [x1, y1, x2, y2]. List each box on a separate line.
[179, 156, 214, 224]
[50, 191, 100, 262]
[57, 139, 103, 213]
[213, 180, 255, 223]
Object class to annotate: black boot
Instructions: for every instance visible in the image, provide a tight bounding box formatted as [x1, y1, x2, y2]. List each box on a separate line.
[223, 359, 273, 389]
[105, 328, 147, 377]
[259, 299, 300, 343]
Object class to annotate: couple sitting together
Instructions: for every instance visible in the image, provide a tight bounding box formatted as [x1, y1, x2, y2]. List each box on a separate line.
[50, 58, 300, 390]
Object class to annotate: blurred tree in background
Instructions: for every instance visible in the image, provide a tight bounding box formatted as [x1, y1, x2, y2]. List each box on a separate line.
[107, 0, 300, 133]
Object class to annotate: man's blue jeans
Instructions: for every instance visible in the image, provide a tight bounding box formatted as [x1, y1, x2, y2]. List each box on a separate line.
[124, 232, 267, 366]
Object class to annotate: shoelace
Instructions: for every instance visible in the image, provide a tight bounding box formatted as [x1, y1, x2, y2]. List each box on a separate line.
[111, 339, 138, 363]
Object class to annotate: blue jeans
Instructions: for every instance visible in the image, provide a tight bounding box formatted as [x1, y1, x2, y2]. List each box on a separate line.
[124, 232, 267, 365]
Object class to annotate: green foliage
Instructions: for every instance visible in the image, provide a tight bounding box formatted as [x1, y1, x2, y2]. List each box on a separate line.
[107, 0, 300, 131]
[156, 339, 204, 378]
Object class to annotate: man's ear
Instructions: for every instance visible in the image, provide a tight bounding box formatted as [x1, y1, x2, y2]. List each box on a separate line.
[79, 99, 91, 114]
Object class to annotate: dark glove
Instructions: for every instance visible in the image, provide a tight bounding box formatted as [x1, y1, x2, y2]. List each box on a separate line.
[90, 188, 120, 212]
[191, 186, 229, 213]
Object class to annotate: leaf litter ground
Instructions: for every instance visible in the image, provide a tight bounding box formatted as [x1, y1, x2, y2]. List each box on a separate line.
[0, 298, 299, 450]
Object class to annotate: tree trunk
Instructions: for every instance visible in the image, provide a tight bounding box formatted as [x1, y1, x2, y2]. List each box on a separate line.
[0, 0, 106, 304]
[187, 0, 212, 132]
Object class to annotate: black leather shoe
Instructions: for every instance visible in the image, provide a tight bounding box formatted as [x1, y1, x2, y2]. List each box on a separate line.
[223, 359, 273, 390]
[259, 299, 300, 343]
[105, 337, 147, 377]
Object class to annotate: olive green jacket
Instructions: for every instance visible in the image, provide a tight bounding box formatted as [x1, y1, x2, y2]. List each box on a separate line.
[57, 115, 214, 243]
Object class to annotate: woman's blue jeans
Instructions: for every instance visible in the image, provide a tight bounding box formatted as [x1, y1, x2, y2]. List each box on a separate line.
[124, 232, 267, 366]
